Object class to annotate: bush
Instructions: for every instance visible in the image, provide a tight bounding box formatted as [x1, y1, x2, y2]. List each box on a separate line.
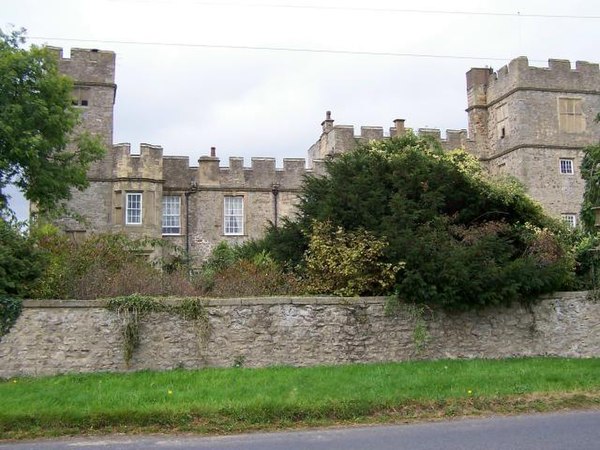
[199, 241, 302, 297]
[259, 134, 573, 310]
[0, 218, 44, 297]
[0, 296, 22, 339]
[29, 229, 197, 299]
[304, 221, 401, 296]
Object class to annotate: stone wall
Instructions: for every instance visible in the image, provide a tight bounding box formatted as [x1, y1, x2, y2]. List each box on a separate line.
[1, 292, 598, 379]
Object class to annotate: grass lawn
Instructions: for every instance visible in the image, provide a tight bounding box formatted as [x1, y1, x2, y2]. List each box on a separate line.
[1, 357, 599, 439]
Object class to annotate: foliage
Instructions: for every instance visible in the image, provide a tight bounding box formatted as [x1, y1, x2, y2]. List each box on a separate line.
[0, 296, 22, 339]
[262, 133, 572, 310]
[384, 297, 432, 353]
[0, 218, 44, 297]
[106, 294, 166, 365]
[29, 228, 197, 299]
[304, 220, 402, 296]
[580, 143, 600, 233]
[106, 295, 209, 365]
[572, 135, 600, 290]
[0, 27, 105, 216]
[195, 240, 302, 297]
[207, 255, 301, 298]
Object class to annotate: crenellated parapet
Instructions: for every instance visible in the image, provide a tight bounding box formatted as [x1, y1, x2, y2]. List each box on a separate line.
[197, 153, 319, 191]
[47, 47, 116, 87]
[113, 143, 164, 181]
[467, 57, 600, 108]
[308, 112, 469, 164]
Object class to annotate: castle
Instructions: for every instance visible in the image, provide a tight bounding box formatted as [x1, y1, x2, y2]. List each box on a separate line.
[52, 47, 600, 261]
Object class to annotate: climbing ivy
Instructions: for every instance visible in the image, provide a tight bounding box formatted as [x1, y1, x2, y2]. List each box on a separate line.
[106, 294, 209, 366]
[0, 296, 22, 340]
[385, 296, 432, 354]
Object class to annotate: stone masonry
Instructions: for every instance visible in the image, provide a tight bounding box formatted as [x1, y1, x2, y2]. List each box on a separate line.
[54, 48, 600, 259]
[0, 292, 598, 378]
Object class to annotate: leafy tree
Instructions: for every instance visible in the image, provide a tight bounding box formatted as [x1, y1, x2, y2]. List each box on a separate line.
[0, 27, 105, 216]
[0, 218, 44, 297]
[580, 143, 600, 233]
[260, 133, 572, 310]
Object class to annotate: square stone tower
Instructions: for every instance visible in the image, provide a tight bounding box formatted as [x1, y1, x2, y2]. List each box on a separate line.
[466, 57, 600, 222]
[48, 47, 117, 233]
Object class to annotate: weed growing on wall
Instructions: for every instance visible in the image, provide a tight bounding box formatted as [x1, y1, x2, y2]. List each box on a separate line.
[107, 295, 165, 365]
[106, 295, 210, 365]
[177, 297, 211, 358]
[384, 296, 432, 354]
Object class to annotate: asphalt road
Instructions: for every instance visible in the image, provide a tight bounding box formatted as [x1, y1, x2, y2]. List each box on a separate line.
[1, 410, 599, 450]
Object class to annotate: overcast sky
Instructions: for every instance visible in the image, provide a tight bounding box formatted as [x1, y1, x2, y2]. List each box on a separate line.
[3, 0, 600, 220]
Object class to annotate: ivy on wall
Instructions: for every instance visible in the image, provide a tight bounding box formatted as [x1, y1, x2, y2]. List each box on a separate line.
[0, 296, 22, 340]
[106, 294, 209, 366]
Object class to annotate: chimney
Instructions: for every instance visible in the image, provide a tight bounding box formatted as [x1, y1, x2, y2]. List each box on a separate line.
[393, 119, 406, 137]
[321, 110, 334, 133]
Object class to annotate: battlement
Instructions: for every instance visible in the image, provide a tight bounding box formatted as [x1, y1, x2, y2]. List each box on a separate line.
[332, 123, 467, 148]
[113, 143, 163, 180]
[310, 111, 470, 164]
[47, 47, 116, 85]
[468, 57, 600, 105]
[197, 152, 316, 189]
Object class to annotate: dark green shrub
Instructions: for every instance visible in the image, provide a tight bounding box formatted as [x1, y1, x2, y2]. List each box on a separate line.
[0, 218, 44, 297]
[259, 134, 573, 310]
[0, 296, 22, 339]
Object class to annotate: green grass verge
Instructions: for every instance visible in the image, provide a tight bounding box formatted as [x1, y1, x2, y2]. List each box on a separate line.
[1, 357, 599, 440]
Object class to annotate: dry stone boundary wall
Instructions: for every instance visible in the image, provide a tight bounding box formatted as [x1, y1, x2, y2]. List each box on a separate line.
[0, 292, 598, 378]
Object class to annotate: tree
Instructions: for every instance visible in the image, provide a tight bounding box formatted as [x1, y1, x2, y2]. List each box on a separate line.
[260, 133, 573, 310]
[0, 218, 44, 297]
[0, 28, 105, 216]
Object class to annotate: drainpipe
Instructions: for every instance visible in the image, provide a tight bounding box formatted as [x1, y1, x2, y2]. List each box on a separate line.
[184, 190, 191, 257]
[272, 183, 280, 228]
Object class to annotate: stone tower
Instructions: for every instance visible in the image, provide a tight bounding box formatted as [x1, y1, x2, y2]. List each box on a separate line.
[48, 47, 117, 233]
[466, 57, 600, 223]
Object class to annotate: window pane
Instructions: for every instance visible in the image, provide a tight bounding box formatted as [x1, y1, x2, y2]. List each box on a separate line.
[224, 196, 243, 235]
[560, 159, 574, 174]
[561, 214, 576, 228]
[126, 193, 142, 225]
[162, 196, 180, 234]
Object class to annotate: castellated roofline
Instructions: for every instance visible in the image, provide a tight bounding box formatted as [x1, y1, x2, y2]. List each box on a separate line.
[467, 57, 600, 104]
[325, 122, 469, 148]
[196, 153, 325, 189]
[46, 46, 116, 85]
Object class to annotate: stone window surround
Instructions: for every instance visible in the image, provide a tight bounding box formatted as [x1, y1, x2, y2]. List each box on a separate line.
[125, 192, 142, 225]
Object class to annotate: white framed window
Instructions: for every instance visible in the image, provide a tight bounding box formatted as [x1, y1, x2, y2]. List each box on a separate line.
[162, 196, 181, 235]
[558, 97, 585, 133]
[126, 192, 142, 225]
[561, 214, 577, 228]
[559, 158, 574, 174]
[224, 196, 244, 235]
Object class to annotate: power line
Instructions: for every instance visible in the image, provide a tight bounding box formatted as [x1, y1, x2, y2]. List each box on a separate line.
[29, 35, 541, 63]
[107, 0, 600, 20]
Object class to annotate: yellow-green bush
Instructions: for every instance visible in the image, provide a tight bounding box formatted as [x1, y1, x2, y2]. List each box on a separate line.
[304, 221, 402, 296]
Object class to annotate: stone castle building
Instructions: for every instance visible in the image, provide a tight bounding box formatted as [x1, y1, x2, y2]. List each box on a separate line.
[52, 47, 600, 261]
